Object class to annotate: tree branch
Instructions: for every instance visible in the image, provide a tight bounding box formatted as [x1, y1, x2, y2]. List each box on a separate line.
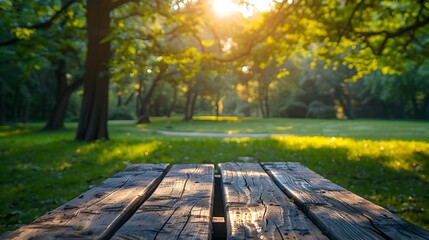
[337, 0, 364, 44]
[359, 16, 429, 39]
[0, 0, 79, 46]
[189, 28, 206, 53]
[202, 21, 223, 52]
[212, 1, 290, 62]
[363, 16, 429, 55]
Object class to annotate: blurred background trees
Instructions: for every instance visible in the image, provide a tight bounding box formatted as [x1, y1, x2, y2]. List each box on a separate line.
[1, 0, 428, 140]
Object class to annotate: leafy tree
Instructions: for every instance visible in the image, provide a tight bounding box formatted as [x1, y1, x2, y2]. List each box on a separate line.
[0, 0, 85, 128]
[301, 50, 357, 119]
[362, 62, 429, 119]
[315, 0, 429, 79]
[44, 2, 86, 129]
[2, 0, 429, 138]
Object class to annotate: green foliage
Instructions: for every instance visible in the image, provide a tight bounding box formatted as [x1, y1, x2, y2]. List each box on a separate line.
[12, 28, 36, 40]
[361, 62, 429, 118]
[0, 0, 86, 123]
[3, 0, 429, 126]
[315, 0, 429, 80]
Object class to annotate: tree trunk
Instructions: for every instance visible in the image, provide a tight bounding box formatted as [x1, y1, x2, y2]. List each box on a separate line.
[117, 94, 122, 107]
[258, 97, 265, 118]
[123, 92, 134, 106]
[264, 100, 269, 118]
[23, 100, 29, 123]
[45, 93, 70, 129]
[190, 91, 198, 119]
[263, 83, 270, 118]
[422, 94, 429, 119]
[411, 96, 420, 119]
[12, 91, 20, 121]
[345, 96, 353, 119]
[167, 84, 177, 117]
[46, 61, 67, 127]
[184, 88, 192, 121]
[46, 83, 83, 129]
[0, 81, 5, 123]
[136, 78, 144, 118]
[335, 86, 353, 119]
[76, 0, 111, 141]
[136, 73, 163, 124]
[215, 94, 220, 117]
[137, 101, 151, 123]
[45, 59, 83, 130]
[259, 92, 270, 118]
[183, 87, 198, 121]
[257, 78, 271, 118]
[257, 79, 265, 118]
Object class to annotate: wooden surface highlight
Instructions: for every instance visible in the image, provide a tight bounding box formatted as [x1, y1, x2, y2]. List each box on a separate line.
[262, 162, 429, 240]
[219, 162, 327, 239]
[7, 164, 169, 240]
[113, 164, 214, 240]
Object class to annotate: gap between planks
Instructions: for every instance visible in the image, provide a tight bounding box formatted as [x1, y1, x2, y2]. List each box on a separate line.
[113, 164, 215, 240]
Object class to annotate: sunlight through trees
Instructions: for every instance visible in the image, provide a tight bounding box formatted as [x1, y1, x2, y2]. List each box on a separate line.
[0, 0, 428, 139]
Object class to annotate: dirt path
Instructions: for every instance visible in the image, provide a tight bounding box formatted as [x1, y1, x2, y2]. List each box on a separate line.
[155, 130, 273, 138]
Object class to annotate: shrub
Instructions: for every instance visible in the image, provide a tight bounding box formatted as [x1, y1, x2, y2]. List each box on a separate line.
[108, 108, 135, 120]
[280, 102, 308, 118]
[306, 101, 336, 119]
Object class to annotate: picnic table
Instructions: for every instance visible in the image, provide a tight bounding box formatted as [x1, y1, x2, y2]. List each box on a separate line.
[6, 162, 429, 239]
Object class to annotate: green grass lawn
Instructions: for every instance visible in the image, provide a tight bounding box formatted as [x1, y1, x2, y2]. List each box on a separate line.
[0, 118, 428, 233]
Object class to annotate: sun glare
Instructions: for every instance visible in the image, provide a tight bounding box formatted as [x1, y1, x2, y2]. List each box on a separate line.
[212, 0, 239, 17]
[211, 0, 280, 18]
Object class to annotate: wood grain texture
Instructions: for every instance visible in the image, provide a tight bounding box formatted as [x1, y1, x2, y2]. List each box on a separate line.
[262, 162, 429, 240]
[113, 164, 214, 240]
[7, 164, 169, 240]
[219, 162, 327, 240]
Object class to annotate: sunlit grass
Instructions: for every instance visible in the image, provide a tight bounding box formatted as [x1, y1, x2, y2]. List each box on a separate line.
[0, 124, 38, 137]
[0, 120, 428, 232]
[193, 116, 240, 122]
[274, 136, 428, 182]
[100, 141, 162, 164]
[139, 117, 429, 141]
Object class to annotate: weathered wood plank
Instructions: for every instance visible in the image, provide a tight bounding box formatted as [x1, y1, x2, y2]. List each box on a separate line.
[219, 162, 327, 239]
[113, 164, 214, 240]
[262, 162, 429, 240]
[7, 164, 169, 240]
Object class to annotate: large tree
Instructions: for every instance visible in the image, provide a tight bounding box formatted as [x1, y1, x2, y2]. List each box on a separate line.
[77, 0, 153, 140]
[75, 0, 111, 140]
